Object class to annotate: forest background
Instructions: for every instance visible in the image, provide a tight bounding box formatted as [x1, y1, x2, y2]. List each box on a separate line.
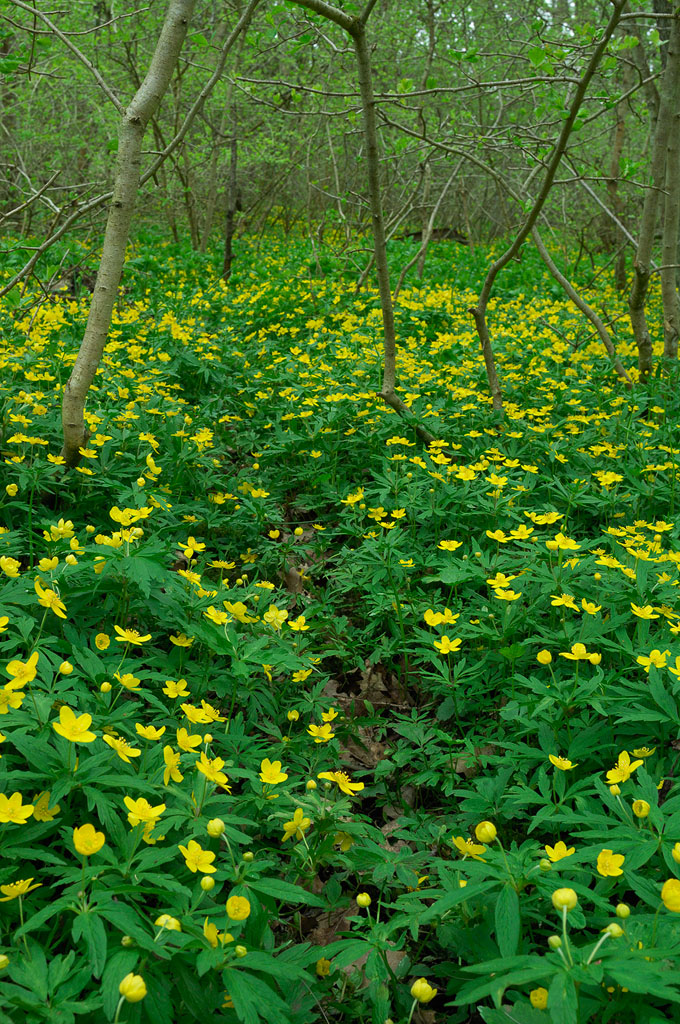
[1, 2, 680, 1023]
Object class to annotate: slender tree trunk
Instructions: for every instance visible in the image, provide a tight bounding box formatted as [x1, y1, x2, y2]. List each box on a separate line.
[60, 0, 196, 467]
[629, 13, 680, 377]
[222, 127, 238, 281]
[661, 23, 680, 359]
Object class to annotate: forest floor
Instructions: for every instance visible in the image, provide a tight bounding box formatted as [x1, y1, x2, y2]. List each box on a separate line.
[0, 231, 679, 1024]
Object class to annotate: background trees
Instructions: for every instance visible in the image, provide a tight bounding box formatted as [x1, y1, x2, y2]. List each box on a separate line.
[1, 0, 678, 385]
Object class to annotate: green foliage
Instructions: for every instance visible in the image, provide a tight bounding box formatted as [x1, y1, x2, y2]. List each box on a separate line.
[0, 233, 679, 1023]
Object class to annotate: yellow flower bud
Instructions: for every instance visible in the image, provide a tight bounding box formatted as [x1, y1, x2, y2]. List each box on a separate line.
[604, 922, 624, 937]
[539, 858, 552, 872]
[242, 851, 254, 862]
[235, 945, 248, 958]
[615, 903, 630, 918]
[59, 661, 74, 675]
[0, 954, 9, 970]
[672, 842, 680, 864]
[551, 888, 578, 911]
[119, 972, 147, 1002]
[474, 821, 497, 843]
[537, 650, 552, 665]
[609, 784, 621, 796]
[410, 978, 437, 1004]
[294, 527, 303, 537]
[121, 936, 134, 948]
[632, 799, 650, 818]
[201, 876, 215, 892]
[100, 681, 112, 693]
[547, 935, 562, 950]
[306, 779, 317, 790]
[356, 892, 371, 908]
[207, 818, 225, 838]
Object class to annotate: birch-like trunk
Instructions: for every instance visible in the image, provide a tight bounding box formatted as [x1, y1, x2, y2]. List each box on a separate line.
[60, 0, 196, 467]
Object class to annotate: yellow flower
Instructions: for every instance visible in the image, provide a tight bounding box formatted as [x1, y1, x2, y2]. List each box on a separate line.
[169, 633, 194, 647]
[433, 635, 462, 654]
[34, 578, 67, 619]
[178, 839, 216, 873]
[661, 878, 680, 912]
[549, 754, 578, 771]
[631, 603, 659, 619]
[530, 987, 548, 1009]
[196, 752, 231, 789]
[282, 807, 312, 842]
[410, 978, 437, 1003]
[32, 791, 60, 822]
[581, 599, 601, 615]
[103, 735, 141, 763]
[203, 917, 234, 948]
[226, 895, 251, 920]
[154, 914, 181, 932]
[632, 800, 650, 818]
[288, 616, 309, 631]
[321, 707, 339, 722]
[536, 650, 552, 665]
[52, 706, 96, 743]
[439, 539, 462, 551]
[114, 672, 141, 691]
[287, 709, 300, 721]
[597, 849, 625, 877]
[123, 796, 165, 827]
[163, 678, 190, 698]
[0, 792, 34, 824]
[176, 727, 202, 752]
[452, 835, 486, 860]
[316, 957, 332, 977]
[73, 823, 106, 856]
[114, 625, 152, 644]
[119, 973, 147, 1003]
[5, 651, 39, 687]
[545, 841, 575, 862]
[307, 723, 334, 743]
[632, 746, 656, 758]
[560, 642, 594, 661]
[606, 750, 643, 784]
[636, 649, 670, 672]
[550, 593, 578, 611]
[135, 723, 166, 741]
[263, 605, 288, 630]
[0, 878, 41, 901]
[180, 702, 212, 724]
[259, 759, 288, 785]
[317, 770, 364, 796]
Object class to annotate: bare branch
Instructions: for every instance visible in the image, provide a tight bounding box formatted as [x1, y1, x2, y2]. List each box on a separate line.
[6, 0, 124, 113]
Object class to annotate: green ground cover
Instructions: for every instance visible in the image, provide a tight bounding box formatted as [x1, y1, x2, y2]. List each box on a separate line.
[1, 233, 680, 1023]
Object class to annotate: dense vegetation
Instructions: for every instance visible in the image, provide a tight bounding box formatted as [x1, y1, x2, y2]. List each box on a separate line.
[1, 232, 679, 1023]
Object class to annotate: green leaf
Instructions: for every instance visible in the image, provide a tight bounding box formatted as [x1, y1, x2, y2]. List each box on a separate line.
[248, 878, 325, 907]
[495, 885, 520, 957]
[547, 971, 578, 1024]
[72, 911, 107, 979]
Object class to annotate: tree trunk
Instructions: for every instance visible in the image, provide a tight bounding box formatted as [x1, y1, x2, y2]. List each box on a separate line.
[222, 128, 238, 281]
[628, 13, 680, 377]
[60, 0, 196, 467]
[661, 19, 680, 360]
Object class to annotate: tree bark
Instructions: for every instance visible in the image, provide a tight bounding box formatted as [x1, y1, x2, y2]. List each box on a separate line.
[628, 13, 680, 377]
[60, 0, 196, 467]
[661, 17, 680, 360]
